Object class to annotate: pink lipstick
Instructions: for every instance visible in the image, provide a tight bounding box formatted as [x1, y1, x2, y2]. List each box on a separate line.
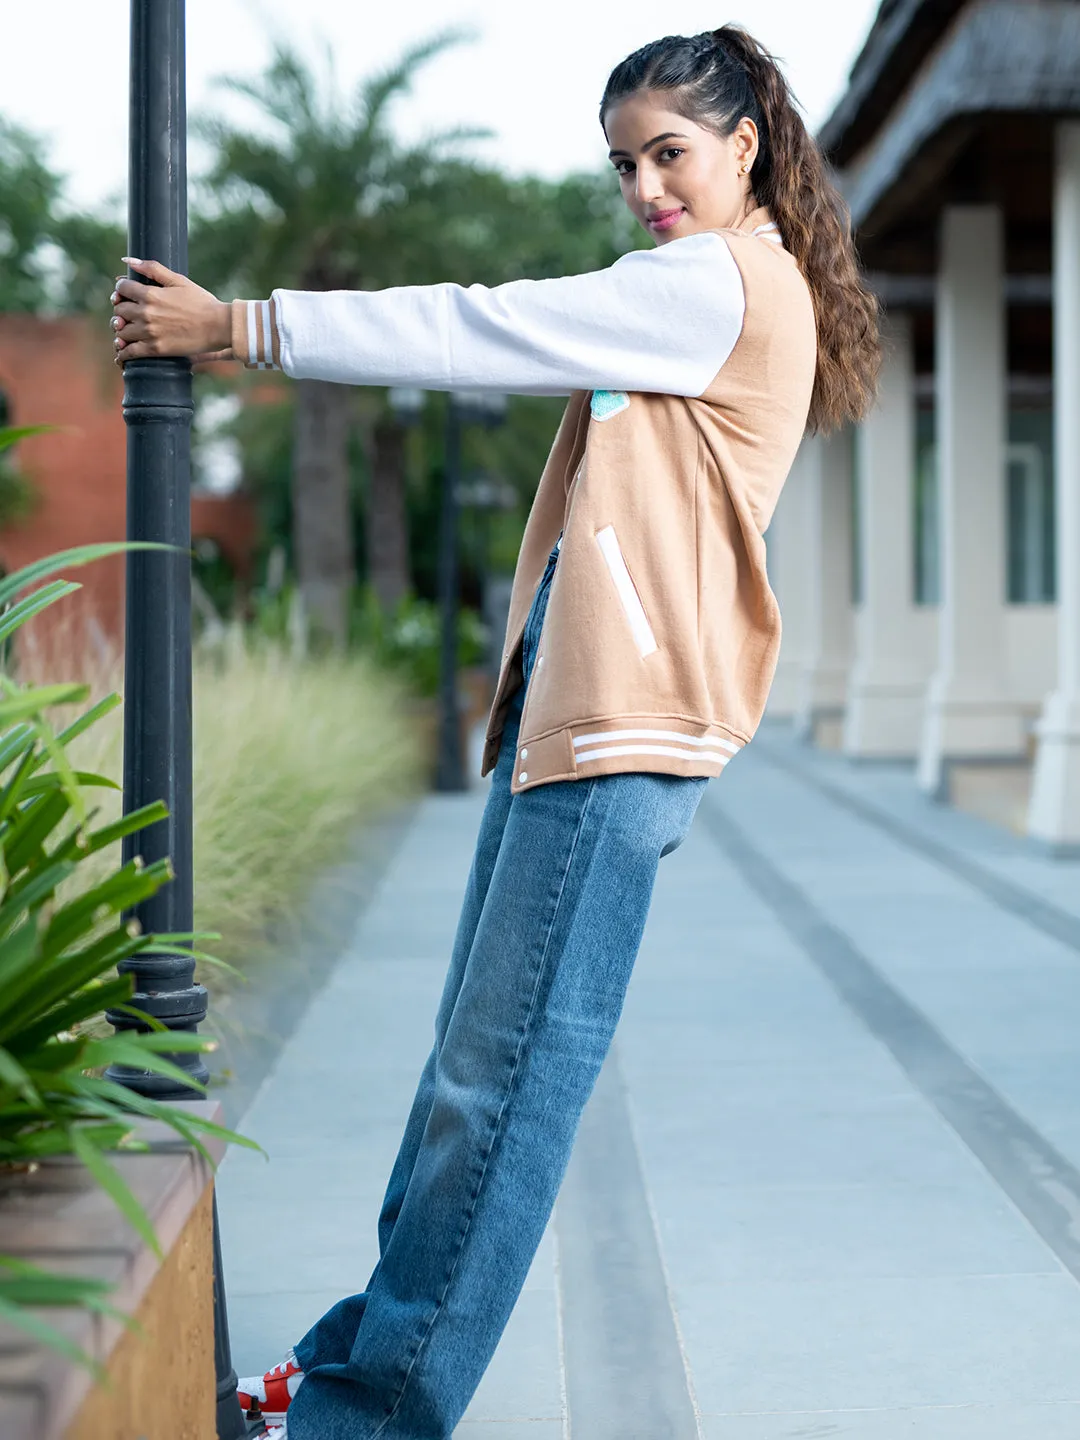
[646, 207, 685, 232]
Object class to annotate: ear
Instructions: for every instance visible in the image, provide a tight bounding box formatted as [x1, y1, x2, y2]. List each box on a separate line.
[732, 117, 759, 170]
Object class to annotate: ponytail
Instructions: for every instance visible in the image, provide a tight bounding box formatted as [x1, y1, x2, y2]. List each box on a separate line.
[600, 26, 880, 434]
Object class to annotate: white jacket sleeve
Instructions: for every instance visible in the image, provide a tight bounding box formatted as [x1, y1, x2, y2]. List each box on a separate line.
[230, 233, 746, 398]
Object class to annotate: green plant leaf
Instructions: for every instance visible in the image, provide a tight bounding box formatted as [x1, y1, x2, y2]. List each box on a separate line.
[100, 1030, 213, 1054]
[0, 1045, 42, 1106]
[0, 1258, 134, 1332]
[65, 1077, 216, 1169]
[0, 722, 37, 774]
[0, 931, 148, 1042]
[0, 1121, 132, 1158]
[54, 801, 169, 863]
[70, 1075, 263, 1158]
[43, 856, 171, 955]
[53, 691, 122, 752]
[0, 913, 40, 993]
[0, 684, 87, 727]
[0, 858, 77, 933]
[0, 579, 83, 646]
[141, 939, 243, 979]
[4, 789, 76, 877]
[0, 737, 44, 825]
[18, 771, 118, 799]
[31, 712, 92, 830]
[0, 543, 177, 611]
[0, 425, 55, 454]
[9, 975, 134, 1055]
[69, 1125, 163, 1259]
[0, 1291, 106, 1380]
[79, 1036, 210, 1096]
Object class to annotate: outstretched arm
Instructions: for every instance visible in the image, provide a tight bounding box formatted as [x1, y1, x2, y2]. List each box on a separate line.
[112, 236, 747, 397]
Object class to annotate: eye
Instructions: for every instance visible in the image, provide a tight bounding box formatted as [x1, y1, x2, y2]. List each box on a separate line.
[658, 147, 685, 163]
[612, 159, 634, 177]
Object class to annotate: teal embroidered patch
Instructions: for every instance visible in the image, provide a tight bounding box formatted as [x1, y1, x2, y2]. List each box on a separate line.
[590, 389, 630, 422]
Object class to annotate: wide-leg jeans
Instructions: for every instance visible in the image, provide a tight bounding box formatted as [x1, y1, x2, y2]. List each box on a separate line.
[287, 543, 707, 1438]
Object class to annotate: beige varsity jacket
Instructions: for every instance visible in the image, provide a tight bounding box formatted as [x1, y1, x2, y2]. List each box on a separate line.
[231, 205, 817, 793]
[482, 216, 816, 792]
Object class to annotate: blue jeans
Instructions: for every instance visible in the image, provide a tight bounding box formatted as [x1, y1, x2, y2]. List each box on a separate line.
[288, 542, 706, 1439]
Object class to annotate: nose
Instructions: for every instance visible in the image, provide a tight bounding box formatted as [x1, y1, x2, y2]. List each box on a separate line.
[635, 163, 665, 205]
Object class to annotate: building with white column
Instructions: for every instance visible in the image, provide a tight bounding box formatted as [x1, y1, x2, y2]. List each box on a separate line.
[1029, 120, 1080, 851]
[844, 312, 937, 759]
[794, 429, 854, 747]
[766, 0, 1080, 840]
[917, 204, 1026, 795]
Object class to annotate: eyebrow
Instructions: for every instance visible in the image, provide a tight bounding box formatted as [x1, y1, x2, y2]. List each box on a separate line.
[607, 131, 689, 160]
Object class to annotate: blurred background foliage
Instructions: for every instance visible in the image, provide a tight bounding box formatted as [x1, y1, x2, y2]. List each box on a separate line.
[0, 28, 642, 668]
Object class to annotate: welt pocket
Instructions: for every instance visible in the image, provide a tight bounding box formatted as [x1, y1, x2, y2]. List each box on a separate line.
[594, 525, 658, 658]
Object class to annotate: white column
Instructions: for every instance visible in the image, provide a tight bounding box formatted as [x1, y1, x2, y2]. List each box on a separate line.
[843, 312, 933, 757]
[795, 429, 853, 743]
[765, 445, 813, 719]
[916, 206, 1025, 793]
[1029, 121, 1080, 848]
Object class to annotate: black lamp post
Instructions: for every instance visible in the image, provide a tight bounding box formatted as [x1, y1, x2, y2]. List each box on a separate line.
[108, 4, 248, 1436]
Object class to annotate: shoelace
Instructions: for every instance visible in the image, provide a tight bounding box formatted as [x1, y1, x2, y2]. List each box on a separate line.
[268, 1350, 299, 1378]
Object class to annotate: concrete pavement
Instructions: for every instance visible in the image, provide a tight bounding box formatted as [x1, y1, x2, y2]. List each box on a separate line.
[217, 722, 1080, 1437]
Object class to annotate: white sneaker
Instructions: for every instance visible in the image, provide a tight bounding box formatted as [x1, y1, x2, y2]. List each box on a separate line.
[237, 1347, 304, 1423]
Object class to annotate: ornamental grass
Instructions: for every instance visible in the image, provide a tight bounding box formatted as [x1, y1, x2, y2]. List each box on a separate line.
[19, 617, 428, 971]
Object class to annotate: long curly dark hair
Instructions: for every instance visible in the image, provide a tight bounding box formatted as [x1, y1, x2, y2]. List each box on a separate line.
[600, 26, 880, 434]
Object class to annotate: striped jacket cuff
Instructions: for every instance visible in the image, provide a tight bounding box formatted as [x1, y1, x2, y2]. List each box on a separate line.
[230, 298, 282, 370]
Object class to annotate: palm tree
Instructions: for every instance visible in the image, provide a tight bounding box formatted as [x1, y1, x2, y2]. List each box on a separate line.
[193, 31, 488, 647]
[0, 119, 64, 313]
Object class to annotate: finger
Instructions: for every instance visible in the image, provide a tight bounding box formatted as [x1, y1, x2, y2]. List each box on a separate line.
[122, 257, 185, 286]
[114, 277, 147, 302]
[116, 339, 153, 362]
[112, 316, 149, 341]
[112, 300, 145, 322]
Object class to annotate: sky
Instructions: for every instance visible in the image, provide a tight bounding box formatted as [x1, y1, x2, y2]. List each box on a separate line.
[1, 0, 881, 216]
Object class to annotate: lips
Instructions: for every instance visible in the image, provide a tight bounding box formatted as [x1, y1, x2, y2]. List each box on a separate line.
[646, 207, 685, 232]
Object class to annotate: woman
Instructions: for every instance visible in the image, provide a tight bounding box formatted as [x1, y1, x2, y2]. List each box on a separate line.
[112, 26, 878, 1440]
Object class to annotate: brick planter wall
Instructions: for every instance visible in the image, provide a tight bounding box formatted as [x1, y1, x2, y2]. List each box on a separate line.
[0, 1100, 228, 1440]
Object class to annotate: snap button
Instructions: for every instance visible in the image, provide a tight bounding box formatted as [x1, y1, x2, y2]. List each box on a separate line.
[518, 771, 528, 783]
[520, 748, 528, 759]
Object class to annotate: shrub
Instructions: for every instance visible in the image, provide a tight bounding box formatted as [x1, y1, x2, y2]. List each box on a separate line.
[0, 529, 255, 1373]
[29, 630, 428, 972]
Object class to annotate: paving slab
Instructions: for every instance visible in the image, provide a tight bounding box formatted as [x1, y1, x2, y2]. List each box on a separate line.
[217, 720, 1080, 1435]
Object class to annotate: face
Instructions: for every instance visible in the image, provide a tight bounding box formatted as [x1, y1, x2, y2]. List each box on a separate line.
[603, 91, 758, 244]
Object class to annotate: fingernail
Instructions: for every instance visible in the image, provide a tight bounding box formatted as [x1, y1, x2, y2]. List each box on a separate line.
[122, 257, 142, 266]
[110, 291, 119, 304]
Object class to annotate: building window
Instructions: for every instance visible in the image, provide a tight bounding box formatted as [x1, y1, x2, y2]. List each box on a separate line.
[1007, 431, 1055, 603]
[913, 407, 1056, 606]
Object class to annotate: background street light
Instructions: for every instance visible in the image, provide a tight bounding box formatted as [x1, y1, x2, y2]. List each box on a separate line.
[388, 387, 508, 793]
[438, 391, 507, 792]
[111, 3, 248, 1435]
